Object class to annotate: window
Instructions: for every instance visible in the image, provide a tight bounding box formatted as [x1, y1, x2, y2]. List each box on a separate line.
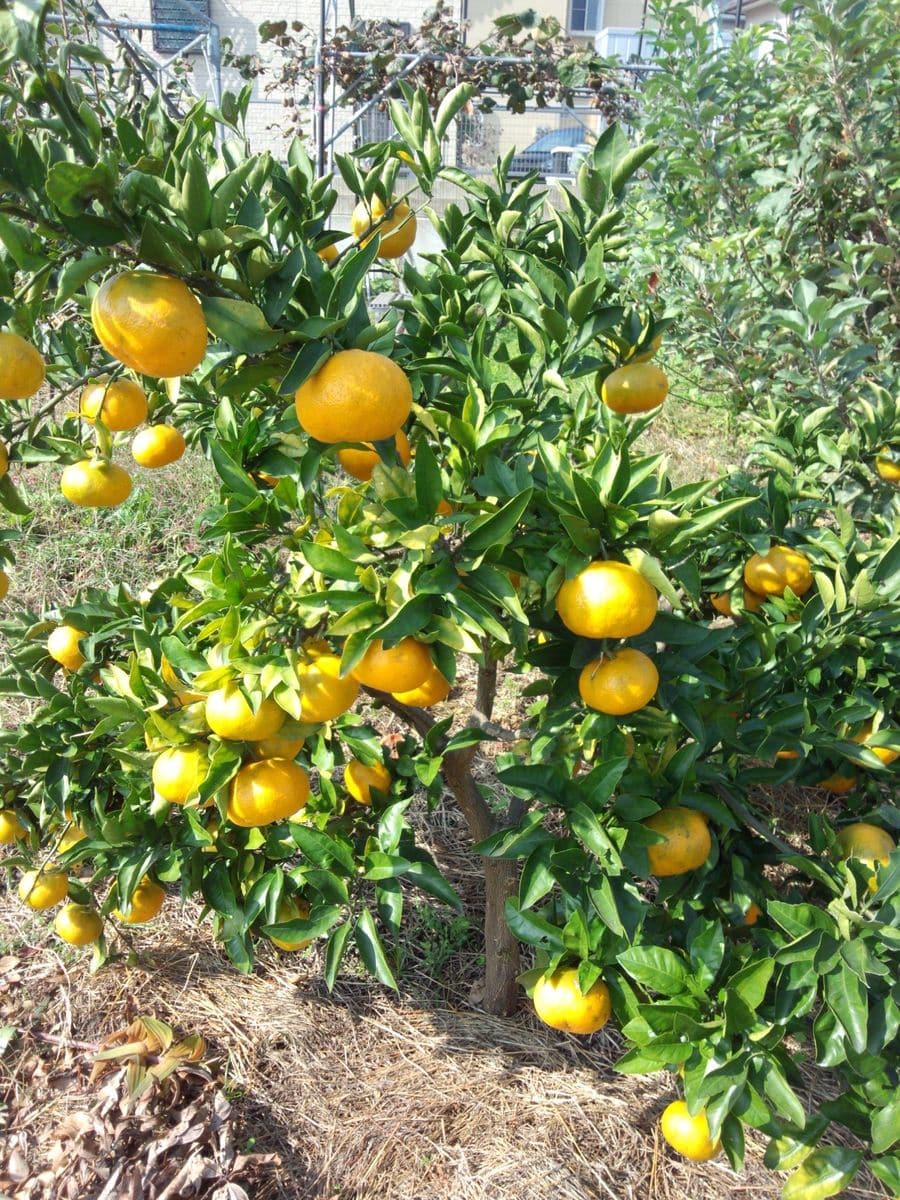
[570, 0, 602, 34]
[149, 0, 210, 54]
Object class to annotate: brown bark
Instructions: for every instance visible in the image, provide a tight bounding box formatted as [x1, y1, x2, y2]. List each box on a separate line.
[368, 656, 522, 1016]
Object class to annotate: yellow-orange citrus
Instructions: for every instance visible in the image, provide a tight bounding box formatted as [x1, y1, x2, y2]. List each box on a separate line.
[817, 769, 856, 794]
[91, 271, 207, 377]
[227, 757, 310, 827]
[160, 655, 205, 707]
[317, 241, 340, 264]
[875, 448, 900, 483]
[0, 331, 46, 400]
[850, 720, 900, 767]
[58, 825, 87, 854]
[19, 869, 68, 909]
[132, 424, 186, 468]
[0, 570, 8, 601]
[0, 809, 27, 843]
[60, 459, 132, 508]
[294, 349, 412, 444]
[599, 362, 668, 414]
[556, 560, 657, 640]
[436, 498, 453, 517]
[205, 685, 285, 741]
[352, 637, 432, 693]
[253, 733, 305, 760]
[152, 743, 209, 804]
[47, 625, 87, 671]
[711, 586, 764, 617]
[338, 428, 412, 480]
[744, 545, 813, 598]
[268, 896, 312, 951]
[644, 807, 712, 877]
[344, 759, 392, 805]
[775, 749, 800, 760]
[578, 648, 659, 715]
[0, 440, 8, 477]
[295, 650, 360, 723]
[660, 1101, 721, 1162]
[533, 967, 611, 1035]
[743, 902, 763, 926]
[54, 903, 103, 946]
[115, 876, 165, 923]
[80, 376, 147, 431]
[350, 196, 417, 259]
[631, 332, 663, 362]
[836, 823, 895, 872]
[392, 666, 451, 707]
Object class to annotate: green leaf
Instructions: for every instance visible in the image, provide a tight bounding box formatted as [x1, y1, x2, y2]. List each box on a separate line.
[871, 1095, 900, 1154]
[728, 957, 775, 1011]
[324, 920, 352, 990]
[504, 899, 566, 951]
[824, 963, 868, 1054]
[302, 542, 358, 582]
[759, 1059, 806, 1127]
[617, 946, 690, 997]
[459, 489, 533, 563]
[781, 1146, 862, 1200]
[201, 861, 240, 920]
[414, 436, 443, 513]
[201, 296, 284, 354]
[355, 907, 398, 990]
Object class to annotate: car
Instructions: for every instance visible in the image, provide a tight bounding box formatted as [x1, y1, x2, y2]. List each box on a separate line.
[508, 126, 594, 177]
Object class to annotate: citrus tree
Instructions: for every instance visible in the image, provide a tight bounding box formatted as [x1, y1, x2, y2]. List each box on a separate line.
[0, 4, 898, 1196]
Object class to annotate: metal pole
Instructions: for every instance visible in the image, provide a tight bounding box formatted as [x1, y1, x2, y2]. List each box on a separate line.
[315, 0, 327, 177]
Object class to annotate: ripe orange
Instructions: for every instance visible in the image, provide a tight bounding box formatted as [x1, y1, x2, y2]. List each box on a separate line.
[743, 902, 763, 926]
[227, 757, 310, 827]
[295, 649, 360, 723]
[132, 424, 186, 468]
[205, 685, 285, 741]
[152, 743, 209, 804]
[0, 330, 46, 400]
[350, 196, 417, 259]
[599, 362, 668, 414]
[159, 655, 205, 707]
[710, 586, 764, 617]
[268, 896, 312, 951]
[0, 570, 8, 601]
[80, 376, 147, 431]
[19, 869, 68, 909]
[578, 648, 658, 715]
[57, 825, 87, 854]
[836, 823, 895, 872]
[744, 544, 812, 598]
[817, 769, 856, 794]
[60, 459, 132, 507]
[392, 666, 451, 707]
[253, 733, 305, 760]
[0, 440, 9, 477]
[532, 967, 611, 1035]
[317, 242, 340, 265]
[294, 349, 412, 444]
[344, 759, 391, 805]
[660, 1100, 721, 1161]
[875, 447, 900, 483]
[436, 498, 453, 517]
[47, 624, 87, 671]
[850, 720, 900, 767]
[0, 809, 27, 844]
[54, 903, 103, 946]
[91, 271, 207, 378]
[114, 876, 165, 923]
[338, 428, 412, 480]
[775, 749, 800, 760]
[643, 807, 712, 877]
[556, 560, 657, 640]
[352, 637, 433, 693]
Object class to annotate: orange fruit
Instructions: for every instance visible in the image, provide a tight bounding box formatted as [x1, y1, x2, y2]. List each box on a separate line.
[875, 448, 900, 484]
[631, 333, 663, 362]
[0, 440, 9, 477]
[556, 560, 657, 640]
[132, 424, 185, 468]
[91, 271, 207, 377]
[18, 869, 68, 909]
[47, 624, 87, 671]
[643, 807, 712, 877]
[350, 196, 417, 259]
[54, 903, 103, 946]
[817, 769, 856, 794]
[532, 967, 611, 1035]
[205, 685, 285, 741]
[60, 459, 132, 507]
[710, 586, 764, 617]
[338, 428, 412, 480]
[744, 545, 812, 598]
[80, 376, 148, 431]
[392, 666, 451, 707]
[253, 733, 305, 760]
[268, 896, 312, 951]
[114, 876, 165, 923]
[226, 757, 310, 827]
[836, 823, 895, 870]
[578, 648, 658, 715]
[0, 809, 27, 844]
[352, 637, 433, 693]
[57, 825, 87, 854]
[317, 242, 340, 264]
[159, 655, 205, 707]
[775, 749, 800, 760]
[151, 743, 209, 804]
[599, 362, 668, 414]
[0, 570, 8, 601]
[0, 330, 46, 400]
[294, 349, 412, 444]
[295, 649, 360, 723]
[743, 902, 763, 926]
[344, 759, 391, 805]
[660, 1100, 721, 1162]
[850, 720, 900, 767]
[436, 498, 454, 517]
